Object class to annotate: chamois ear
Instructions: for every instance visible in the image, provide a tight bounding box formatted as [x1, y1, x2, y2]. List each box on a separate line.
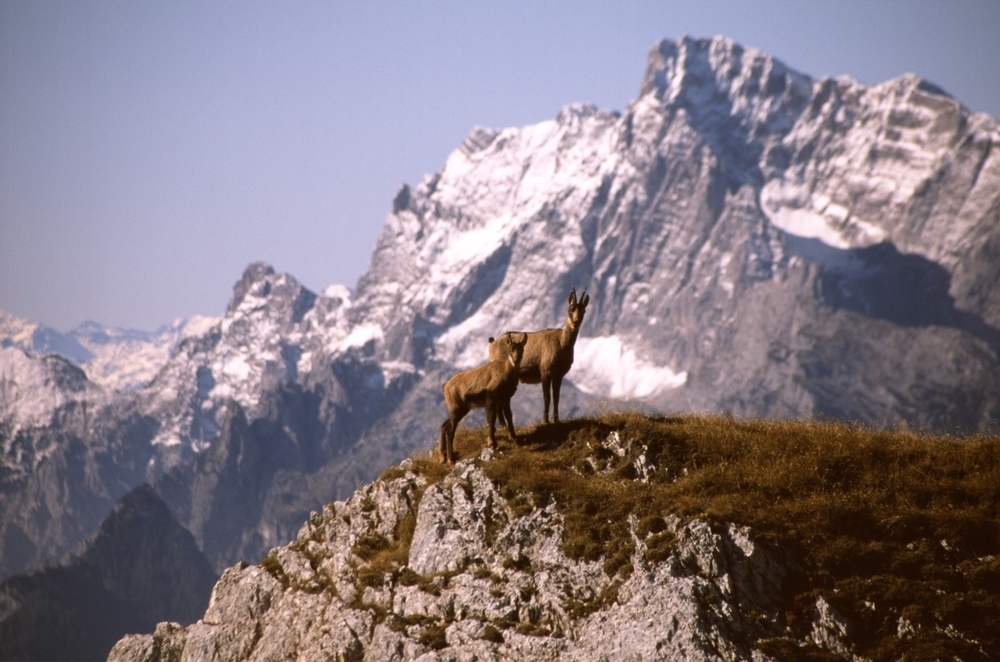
[568, 288, 577, 306]
[580, 288, 590, 308]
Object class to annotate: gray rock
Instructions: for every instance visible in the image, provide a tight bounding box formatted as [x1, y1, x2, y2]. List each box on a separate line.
[110, 458, 796, 661]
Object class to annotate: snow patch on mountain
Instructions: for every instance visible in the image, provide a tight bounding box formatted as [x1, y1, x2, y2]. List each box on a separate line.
[332, 323, 383, 355]
[73, 315, 220, 391]
[571, 336, 687, 399]
[760, 179, 887, 249]
[0, 310, 93, 365]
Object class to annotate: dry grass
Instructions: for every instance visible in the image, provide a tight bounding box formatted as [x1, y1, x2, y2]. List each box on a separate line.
[432, 412, 1000, 661]
[352, 512, 417, 590]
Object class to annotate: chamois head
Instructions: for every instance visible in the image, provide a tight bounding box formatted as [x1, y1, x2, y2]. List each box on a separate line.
[506, 332, 528, 367]
[567, 287, 590, 329]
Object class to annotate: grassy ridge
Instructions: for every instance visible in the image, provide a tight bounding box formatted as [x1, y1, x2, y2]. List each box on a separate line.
[432, 413, 1000, 661]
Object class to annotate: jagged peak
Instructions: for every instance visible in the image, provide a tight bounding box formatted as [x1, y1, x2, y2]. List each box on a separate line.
[555, 102, 617, 127]
[321, 284, 352, 303]
[459, 126, 501, 157]
[876, 71, 963, 112]
[639, 35, 806, 106]
[227, 261, 277, 313]
[392, 184, 412, 213]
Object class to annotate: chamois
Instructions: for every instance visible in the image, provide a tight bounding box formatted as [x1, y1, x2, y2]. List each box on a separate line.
[439, 332, 528, 464]
[489, 288, 590, 425]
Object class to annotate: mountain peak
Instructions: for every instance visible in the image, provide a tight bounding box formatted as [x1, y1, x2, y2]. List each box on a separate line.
[227, 261, 278, 313]
[640, 35, 774, 100]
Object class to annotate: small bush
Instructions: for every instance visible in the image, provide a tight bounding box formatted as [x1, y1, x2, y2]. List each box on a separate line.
[643, 531, 677, 565]
[502, 555, 532, 572]
[352, 533, 390, 562]
[397, 567, 421, 586]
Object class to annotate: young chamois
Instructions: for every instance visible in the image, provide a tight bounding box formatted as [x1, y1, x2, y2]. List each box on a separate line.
[489, 288, 590, 425]
[439, 332, 528, 464]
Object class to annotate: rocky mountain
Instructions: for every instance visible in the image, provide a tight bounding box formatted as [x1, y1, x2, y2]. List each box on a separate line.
[0, 484, 216, 661]
[360, 35, 1000, 428]
[2, 32, 999, 604]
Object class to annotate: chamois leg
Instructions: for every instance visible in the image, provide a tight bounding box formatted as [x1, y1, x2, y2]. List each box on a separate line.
[541, 376, 553, 425]
[551, 376, 563, 424]
[439, 419, 453, 464]
[441, 404, 469, 464]
[486, 396, 499, 449]
[501, 398, 517, 443]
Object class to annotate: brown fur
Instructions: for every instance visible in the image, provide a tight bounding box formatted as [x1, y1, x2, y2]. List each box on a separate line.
[439, 333, 528, 464]
[489, 288, 589, 425]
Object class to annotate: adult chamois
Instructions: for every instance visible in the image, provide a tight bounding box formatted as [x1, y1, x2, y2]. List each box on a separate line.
[489, 288, 590, 425]
[439, 332, 528, 464]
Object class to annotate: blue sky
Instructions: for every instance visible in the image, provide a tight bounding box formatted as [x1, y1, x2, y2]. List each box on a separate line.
[2, 1, 998, 331]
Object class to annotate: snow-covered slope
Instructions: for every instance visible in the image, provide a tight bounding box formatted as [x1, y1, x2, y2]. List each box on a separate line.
[0, 347, 105, 437]
[0, 310, 93, 366]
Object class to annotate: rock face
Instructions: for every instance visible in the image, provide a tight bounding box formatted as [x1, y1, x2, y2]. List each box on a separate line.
[3, 33, 1000, 595]
[109, 454, 797, 662]
[0, 484, 216, 662]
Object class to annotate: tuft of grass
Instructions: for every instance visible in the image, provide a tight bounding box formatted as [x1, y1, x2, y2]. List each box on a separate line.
[351, 513, 417, 589]
[418, 622, 448, 650]
[479, 624, 505, 644]
[379, 465, 407, 482]
[564, 579, 622, 620]
[502, 555, 532, 573]
[440, 412, 1000, 660]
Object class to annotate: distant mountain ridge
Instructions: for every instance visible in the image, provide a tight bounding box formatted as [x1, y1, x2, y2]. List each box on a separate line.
[2, 34, 998, 592]
[0, 308, 218, 392]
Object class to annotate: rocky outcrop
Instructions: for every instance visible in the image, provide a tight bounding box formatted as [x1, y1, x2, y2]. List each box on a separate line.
[110, 453, 799, 661]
